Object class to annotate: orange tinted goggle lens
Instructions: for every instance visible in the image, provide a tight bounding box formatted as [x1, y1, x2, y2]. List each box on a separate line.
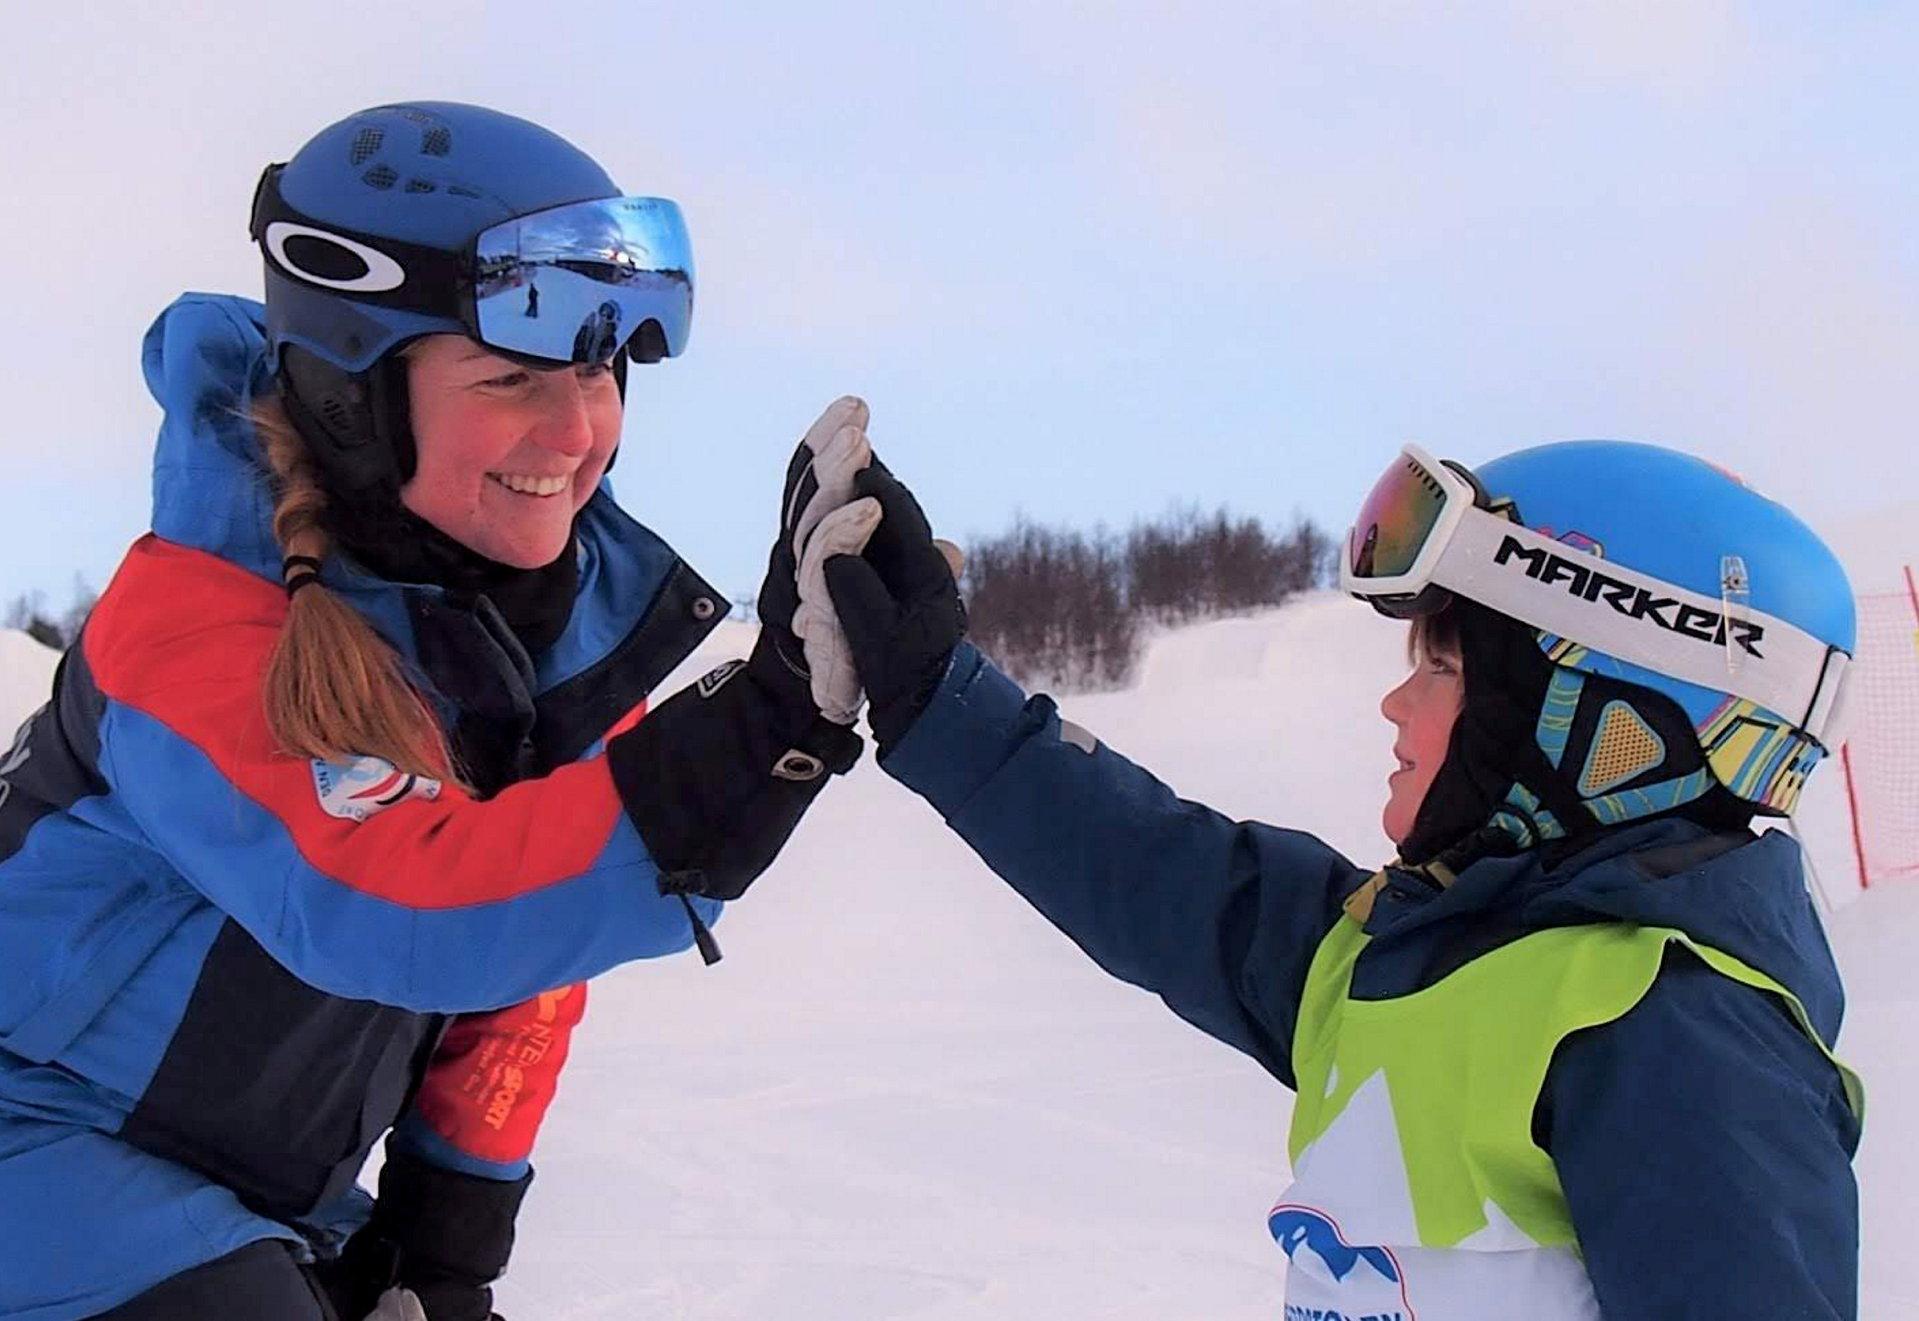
[1348, 452, 1451, 580]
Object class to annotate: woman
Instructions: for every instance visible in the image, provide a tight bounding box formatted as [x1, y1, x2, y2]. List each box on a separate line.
[818, 442, 1863, 1318]
[0, 102, 871, 1320]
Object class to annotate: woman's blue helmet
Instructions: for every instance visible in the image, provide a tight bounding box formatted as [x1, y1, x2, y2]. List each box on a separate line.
[251, 102, 694, 496]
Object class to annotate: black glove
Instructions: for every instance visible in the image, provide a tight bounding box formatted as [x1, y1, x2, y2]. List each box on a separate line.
[822, 462, 967, 754]
[605, 407, 867, 919]
[314, 1151, 530, 1321]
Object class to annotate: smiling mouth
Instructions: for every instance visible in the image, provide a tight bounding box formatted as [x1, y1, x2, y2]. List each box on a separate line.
[487, 473, 571, 498]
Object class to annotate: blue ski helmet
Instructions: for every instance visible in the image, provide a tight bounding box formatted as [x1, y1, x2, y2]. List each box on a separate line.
[250, 102, 694, 497]
[1348, 439, 1855, 860]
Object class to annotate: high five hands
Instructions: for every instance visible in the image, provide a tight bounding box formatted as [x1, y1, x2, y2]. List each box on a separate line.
[772, 397, 969, 754]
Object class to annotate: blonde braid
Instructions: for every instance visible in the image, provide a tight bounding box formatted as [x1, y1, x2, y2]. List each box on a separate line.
[254, 393, 457, 781]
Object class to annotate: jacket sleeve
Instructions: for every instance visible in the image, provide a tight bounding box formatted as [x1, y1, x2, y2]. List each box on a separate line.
[1543, 948, 1861, 1320]
[880, 644, 1367, 1086]
[81, 537, 721, 1013]
[389, 982, 589, 1181]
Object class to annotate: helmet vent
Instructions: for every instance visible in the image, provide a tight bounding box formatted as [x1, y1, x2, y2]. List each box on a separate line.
[421, 127, 452, 156]
[319, 395, 354, 436]
[349, 128, 384, 166]
[446, 184, 482, 199]
[404, 178, 436, 194]
[362, 164, 398, 190]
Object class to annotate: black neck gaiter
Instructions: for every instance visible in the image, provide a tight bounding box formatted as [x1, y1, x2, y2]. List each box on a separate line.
[1398, 599, 1574, 865]
[324, 493, 579, 658]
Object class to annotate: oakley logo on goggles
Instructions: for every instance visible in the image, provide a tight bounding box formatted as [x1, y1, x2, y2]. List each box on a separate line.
[250, 164, 693, 365]
[1341, 445, 1851, 744]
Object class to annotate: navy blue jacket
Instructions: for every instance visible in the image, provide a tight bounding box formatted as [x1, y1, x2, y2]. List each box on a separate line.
[884, 643, 1860, 1319]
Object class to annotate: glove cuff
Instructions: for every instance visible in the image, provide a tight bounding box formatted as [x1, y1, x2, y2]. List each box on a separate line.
[371, 1151, 533, 1287]
[607, 645, 862, 901]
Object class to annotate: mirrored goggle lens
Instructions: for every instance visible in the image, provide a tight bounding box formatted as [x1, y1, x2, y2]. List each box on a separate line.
[473, 196, 694, 364]
[1346, 450, 1452, 581]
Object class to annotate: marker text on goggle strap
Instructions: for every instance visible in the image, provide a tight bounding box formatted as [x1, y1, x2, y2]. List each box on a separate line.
[1494, 535, 1766, 659]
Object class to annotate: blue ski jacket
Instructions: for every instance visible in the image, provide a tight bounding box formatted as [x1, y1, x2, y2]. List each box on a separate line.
[883, 643, 1861, 1320]
[0, 295, 725, 1320]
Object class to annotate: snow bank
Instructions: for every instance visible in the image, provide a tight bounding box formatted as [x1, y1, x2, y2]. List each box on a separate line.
[6, 603, 1909, 1316]
[0, 629, 58, 733]
[1821, 500, 1919, 597]
[506, 596, 1914, 1318]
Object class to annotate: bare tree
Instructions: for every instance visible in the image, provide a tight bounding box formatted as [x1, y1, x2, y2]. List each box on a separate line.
[960, 506, 1332, 692]
[5, 575, 97, 651]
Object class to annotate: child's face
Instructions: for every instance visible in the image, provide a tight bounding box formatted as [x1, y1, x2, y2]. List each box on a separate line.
[1378, 630, 1465, 847]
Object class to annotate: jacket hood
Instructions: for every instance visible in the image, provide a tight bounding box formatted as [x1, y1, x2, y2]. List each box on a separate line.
[143, 293, 287, 583]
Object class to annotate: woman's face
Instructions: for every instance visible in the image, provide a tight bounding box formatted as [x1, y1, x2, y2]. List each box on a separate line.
[1378, 629, 1466, 847]
[401, 335, 623, 568]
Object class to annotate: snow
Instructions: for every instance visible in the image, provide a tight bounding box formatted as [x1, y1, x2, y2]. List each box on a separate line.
[1821, 500, 1919, 598]
[506, 601, 1919, 1318]
[0, 630, 58, 735]
[1, 604, 1911, 1316]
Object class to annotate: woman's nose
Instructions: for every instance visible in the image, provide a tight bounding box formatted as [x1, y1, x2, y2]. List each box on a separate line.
[531, 374, 596, 456]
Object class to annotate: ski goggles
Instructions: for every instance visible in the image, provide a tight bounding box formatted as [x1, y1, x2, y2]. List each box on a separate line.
[251, 164, 693, 365]
[1340, 445, 1852, 742]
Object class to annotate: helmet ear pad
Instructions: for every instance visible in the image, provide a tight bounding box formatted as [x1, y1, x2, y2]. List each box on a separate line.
[277, 344, 417, 502]
[1398, 599, 1751, 864]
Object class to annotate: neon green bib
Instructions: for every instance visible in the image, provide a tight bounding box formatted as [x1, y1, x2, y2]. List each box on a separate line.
[1271, 914, 1862, 1319]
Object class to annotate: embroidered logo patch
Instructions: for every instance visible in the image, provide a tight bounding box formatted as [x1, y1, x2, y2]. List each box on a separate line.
[312, 755, 442, 822]
[696, 659, 746, 699]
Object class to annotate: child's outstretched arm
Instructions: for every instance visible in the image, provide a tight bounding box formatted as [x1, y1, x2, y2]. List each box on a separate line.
[820, 463, 1369, 1087]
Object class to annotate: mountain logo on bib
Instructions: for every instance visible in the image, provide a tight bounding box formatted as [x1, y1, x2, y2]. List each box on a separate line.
[1270, 1203, 1412, 1320]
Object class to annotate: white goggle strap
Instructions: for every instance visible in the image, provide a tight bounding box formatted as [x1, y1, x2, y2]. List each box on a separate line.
[1433, 509, 1851, 743]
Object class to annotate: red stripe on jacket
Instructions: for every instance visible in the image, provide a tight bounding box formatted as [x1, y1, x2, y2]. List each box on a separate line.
[86, 536, 633, 910]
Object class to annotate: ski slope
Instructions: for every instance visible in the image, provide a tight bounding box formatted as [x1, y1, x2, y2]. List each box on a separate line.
[1, 599, 1912, 1317]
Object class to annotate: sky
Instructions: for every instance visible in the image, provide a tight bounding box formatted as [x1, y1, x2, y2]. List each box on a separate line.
[3, 3, 1916, 610]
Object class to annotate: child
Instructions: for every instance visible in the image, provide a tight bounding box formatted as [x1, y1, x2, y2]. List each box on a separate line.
[820, 440, 1861, 1319]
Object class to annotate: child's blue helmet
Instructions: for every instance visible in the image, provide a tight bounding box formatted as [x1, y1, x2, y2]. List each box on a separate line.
[1344, 440, 1855, 858]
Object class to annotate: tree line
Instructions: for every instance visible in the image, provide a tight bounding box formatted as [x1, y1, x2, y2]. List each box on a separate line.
[961, 507, 1334, 691]
[4, 580, 95, 652]
[9, 505, 1335, 696]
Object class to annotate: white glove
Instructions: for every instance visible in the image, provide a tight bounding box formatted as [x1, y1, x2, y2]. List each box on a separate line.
[793, 496, 885, 724]
[782, 397, 878, 723]
[362, 1287, 429, 1321]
